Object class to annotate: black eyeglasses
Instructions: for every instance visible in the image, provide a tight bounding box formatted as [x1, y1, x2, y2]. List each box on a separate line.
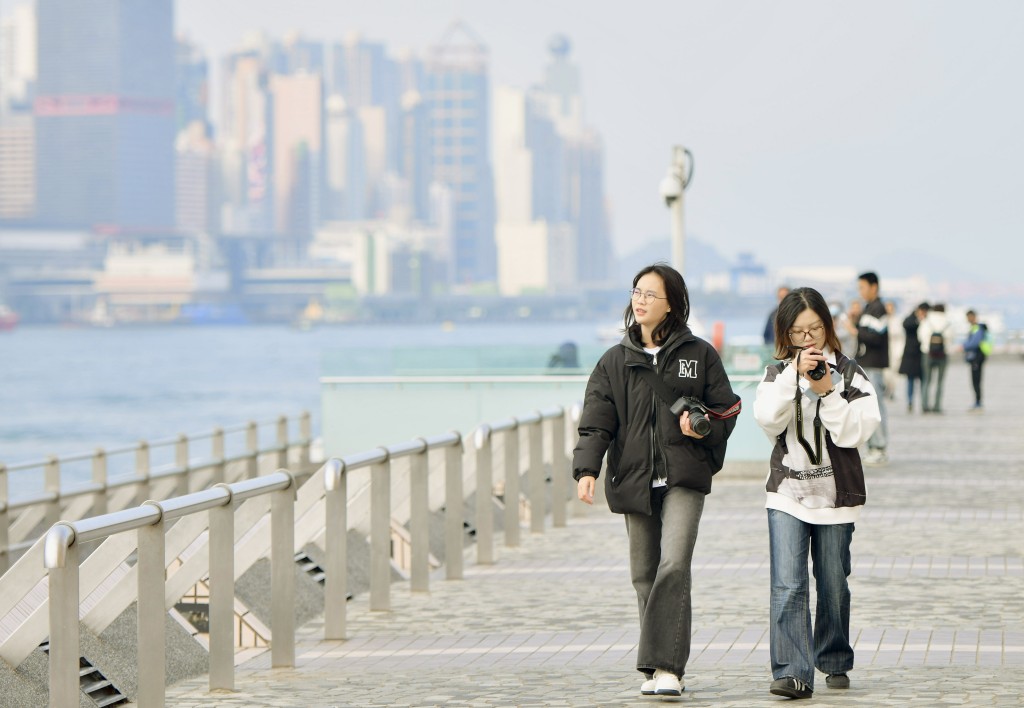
[788, 323, 825, 342]
[630, 288, 668, 304]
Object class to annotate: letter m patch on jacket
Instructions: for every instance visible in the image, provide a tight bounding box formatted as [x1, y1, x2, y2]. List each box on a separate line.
[678, 359, 698, 378]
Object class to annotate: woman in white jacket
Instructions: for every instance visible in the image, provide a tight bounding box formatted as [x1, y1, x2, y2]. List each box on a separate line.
[753, 287, 880, 699]
[917, 303, 953, 413]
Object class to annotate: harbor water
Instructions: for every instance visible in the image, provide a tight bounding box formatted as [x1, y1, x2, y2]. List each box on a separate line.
[0, 316, 769, 495]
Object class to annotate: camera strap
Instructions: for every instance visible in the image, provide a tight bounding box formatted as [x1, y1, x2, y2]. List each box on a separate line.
[794, 388, 824, 465]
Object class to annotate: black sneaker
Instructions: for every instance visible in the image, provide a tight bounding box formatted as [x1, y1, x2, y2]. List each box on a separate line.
[770, 676, 813, 698]
[826, 673, 850, 689]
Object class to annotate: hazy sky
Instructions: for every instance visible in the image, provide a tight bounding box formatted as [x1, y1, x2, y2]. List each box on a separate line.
[8, 0, 1023, 283]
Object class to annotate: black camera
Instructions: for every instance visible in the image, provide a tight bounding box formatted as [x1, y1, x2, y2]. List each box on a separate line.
[788, 345, 827, 380]
[669, 396, 712, 437]
[808, 359, 827, 381]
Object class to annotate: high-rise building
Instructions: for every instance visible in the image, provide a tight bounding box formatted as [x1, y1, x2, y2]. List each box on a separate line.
[0, 3, 36, 114]
[176, 121, 219, 235]
[0, 115, 34, 220]
[424, 22, 496, 285]
[493, 86, 575, 296]
[538, 36, 611, 286]
[270, 72, 323, 250]
[34, 0, 176, 232]
[220, 50, 272, 234]
[176, 38, 209, 132]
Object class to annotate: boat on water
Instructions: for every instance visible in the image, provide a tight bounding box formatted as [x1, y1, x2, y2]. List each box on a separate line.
[0, 304, 19, 331]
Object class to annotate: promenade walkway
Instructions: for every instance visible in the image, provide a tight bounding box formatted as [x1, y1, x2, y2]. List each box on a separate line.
[162, 358, 1023, 707]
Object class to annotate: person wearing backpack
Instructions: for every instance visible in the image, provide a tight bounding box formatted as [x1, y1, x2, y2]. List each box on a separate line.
[917, 303, 953, 413]
[753, 287, 881, 699]
[963, 310, 990, 411]
[573, 263, 741, 698]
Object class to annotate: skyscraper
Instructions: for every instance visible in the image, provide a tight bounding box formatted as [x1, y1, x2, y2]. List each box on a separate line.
[424, 22, 496, 285]
[0, 2, 37, 114]
[176, 38, 209, 132]
[270, 72, 323, 250]
[34, 0, 175, 232]
[220, 49, 272, 234]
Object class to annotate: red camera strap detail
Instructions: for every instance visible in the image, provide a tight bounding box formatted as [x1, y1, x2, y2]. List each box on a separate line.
[706, 399, 742, 420]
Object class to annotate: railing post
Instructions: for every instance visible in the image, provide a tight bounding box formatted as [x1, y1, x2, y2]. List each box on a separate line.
[47, 537, 80, 708]
[276, 415, 288, 469]
[91, 449, 108, 517]
[324, 460, 347, 639]
[271, 473, 296, 667]
[409, 443, 430, 592]
[299, 411, 312, 469]
[528, 416, 545, 533]
[135, 441, 151, 503]
[209, 485, 235, 690]
[503, 425, 520, 548]
[137, 505, 166, 708]
[444, 437, 463, 580]
[175, 433, 189, 496]
[369, 456, 391, 611]
[474, 426, 494, 565]
[246, 421, 258, 478]
[44, 456, 61, 528]
[211, 427, 226, 485]
[550, 409, 568, 528]
[0, 463, 8, 575]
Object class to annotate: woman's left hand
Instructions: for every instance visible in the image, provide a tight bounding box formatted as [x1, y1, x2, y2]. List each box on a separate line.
[679, 411, 705, 439]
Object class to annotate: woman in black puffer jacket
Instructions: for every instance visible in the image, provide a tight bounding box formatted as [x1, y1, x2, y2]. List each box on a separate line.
[572, 263, 740, 698]
[898, 302, 929, 412]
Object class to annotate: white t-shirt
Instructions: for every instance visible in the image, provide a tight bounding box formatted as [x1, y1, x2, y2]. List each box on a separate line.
[644, 346, 667, 488]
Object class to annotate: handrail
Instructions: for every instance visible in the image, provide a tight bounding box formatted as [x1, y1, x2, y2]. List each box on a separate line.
[33, 404, 577, 707]
[0, 412, 315, 575]
[44, 470, 298, 707]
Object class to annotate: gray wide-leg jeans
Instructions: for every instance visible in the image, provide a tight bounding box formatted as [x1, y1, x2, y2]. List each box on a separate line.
[624, 485, 705, 679]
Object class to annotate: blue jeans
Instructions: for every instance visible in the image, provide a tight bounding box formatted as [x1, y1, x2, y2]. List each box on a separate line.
[863, 367, 887, 450]
[625, 485, 704, 679]
[768, 509, 854, 688]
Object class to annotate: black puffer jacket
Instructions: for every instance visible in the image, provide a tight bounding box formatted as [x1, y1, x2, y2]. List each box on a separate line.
[572, 326, 741, 515]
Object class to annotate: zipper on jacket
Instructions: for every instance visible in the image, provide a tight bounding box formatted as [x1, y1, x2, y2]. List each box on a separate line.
[647, 352, 664, 487]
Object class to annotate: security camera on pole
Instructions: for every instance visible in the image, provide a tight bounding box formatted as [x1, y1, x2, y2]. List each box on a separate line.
[658, 146, 694, 276]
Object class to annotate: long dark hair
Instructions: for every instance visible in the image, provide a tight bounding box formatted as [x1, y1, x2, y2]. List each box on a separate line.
[772, 286, 842, 360]
[622, 263, 690, 346]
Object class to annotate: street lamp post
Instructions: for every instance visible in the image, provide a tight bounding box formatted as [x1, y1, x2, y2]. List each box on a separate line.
[658, 146, 694, 276]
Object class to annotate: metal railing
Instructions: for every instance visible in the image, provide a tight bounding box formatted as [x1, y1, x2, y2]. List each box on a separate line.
[0, 412, 314, 575]
[33, 405, 577, 707]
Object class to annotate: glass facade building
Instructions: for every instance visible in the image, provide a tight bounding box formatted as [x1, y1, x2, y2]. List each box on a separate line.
[34, 0, 175, 231]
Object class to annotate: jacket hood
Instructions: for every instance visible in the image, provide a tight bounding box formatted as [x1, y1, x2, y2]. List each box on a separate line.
[620, 324, 696, 355]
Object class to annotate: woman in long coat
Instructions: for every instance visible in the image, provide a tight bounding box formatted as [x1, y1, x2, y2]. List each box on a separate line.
[898, 303, 928, 412]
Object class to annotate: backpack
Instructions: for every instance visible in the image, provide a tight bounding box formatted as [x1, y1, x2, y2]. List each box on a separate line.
[928, 331, 946, 360]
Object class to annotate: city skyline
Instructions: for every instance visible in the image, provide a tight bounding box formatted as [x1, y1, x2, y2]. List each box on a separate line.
[159, 0, 1024, 284]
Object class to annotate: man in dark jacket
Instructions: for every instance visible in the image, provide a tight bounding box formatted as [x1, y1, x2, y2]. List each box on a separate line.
[853, 272, 889, 465]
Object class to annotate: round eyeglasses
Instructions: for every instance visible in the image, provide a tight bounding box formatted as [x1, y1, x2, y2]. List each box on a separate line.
[630, 288, 668, 304]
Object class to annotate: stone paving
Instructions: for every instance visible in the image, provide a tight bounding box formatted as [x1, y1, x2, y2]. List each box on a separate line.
[161, 358, 1024, 706]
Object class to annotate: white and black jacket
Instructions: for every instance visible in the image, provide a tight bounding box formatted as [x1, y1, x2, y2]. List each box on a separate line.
[753, 350, 881, 525]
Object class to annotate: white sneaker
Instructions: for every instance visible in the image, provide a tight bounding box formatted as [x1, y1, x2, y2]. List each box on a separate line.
[863, 449, 888, 466]
[640, 678, 656, 695]
[654, 669, 683, 696]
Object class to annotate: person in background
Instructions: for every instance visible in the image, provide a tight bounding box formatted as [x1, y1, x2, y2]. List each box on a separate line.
[764, 285, 791, 346]
[963, 310, 990, 411]
[753, 287, 881, 700]
[898, 303, 929, 412]
[883, 301, 903, 402]
[831, 301, 856, 356]
[918, 303, 952, 413]
[851, 272, 889, 465]
[573, 263, 741, 698]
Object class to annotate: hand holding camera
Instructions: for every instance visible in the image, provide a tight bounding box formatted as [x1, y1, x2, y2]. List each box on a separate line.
[790, 345, 832, 393]
[670, 396, 712, 437]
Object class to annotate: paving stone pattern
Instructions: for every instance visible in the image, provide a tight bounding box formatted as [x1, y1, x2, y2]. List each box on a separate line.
[161, 359, 1024, 706]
